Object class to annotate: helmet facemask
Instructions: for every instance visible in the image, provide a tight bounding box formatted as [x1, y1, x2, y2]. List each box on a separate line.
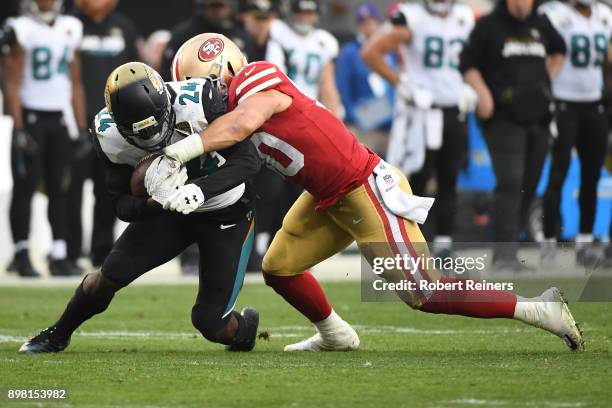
[118, 90, 176, 152]
[105, 63, 178, 153]
[424, 0, 454, 16]
[25, 0, 63, 24]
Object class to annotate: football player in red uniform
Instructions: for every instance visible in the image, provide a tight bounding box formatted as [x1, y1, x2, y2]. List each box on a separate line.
[150, 33, 585, 352]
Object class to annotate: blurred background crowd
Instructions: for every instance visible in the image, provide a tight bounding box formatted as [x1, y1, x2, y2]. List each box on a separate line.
[1, 0, 611, 278]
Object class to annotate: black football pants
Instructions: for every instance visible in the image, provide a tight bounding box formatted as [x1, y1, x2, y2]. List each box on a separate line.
[10, 109, 72, 243]
[543, 100, 608, 238]
[483, 115, 550, 259]
[101, 201, 255, 331]
[410, 107, 468, 238]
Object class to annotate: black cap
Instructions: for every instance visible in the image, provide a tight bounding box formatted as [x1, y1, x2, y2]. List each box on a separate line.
[291, 0, 318, 13]
[243, 0, 276, 14]
[195, 0, 230, 7]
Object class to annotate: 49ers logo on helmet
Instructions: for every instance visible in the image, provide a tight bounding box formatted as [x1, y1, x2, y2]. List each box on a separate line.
[198, 38, 225, 62]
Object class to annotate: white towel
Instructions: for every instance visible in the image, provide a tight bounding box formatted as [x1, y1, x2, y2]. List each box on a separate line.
[372, 161, 435, 225]
[425, 108, 443, 150]
[387, 103, 444, 176]
[61, 105, 79, 140]
[387, 99, 424, 176]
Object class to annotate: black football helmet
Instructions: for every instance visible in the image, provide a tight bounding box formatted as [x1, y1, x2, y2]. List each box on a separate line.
[104, 62, 176, 152]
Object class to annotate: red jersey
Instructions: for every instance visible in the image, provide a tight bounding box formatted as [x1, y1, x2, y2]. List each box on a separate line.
[227, 61, 380, 210]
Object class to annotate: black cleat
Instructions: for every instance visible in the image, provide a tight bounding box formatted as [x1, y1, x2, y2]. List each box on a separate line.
[48, 258, 82, 277]
[576, 245, 603, 269]
[226, 307, 259, 352]
[18, 326, 71, 354]
[7, 251, 40, 278]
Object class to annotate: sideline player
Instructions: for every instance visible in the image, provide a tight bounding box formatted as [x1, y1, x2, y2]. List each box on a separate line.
[163, 35, 585, 352]
[269, 0, 341, 116]
[4, 0, 87, 277]
[19, 62, 260, 354]
[362, 0, 477, 257]
[539, 0, 612, 266]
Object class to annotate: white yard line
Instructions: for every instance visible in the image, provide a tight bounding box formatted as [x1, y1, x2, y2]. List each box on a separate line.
[0, 326, 531, 344]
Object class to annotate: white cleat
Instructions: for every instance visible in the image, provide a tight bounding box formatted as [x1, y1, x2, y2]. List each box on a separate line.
[284, 317, 360, 352]
[533, 288, 585, 352]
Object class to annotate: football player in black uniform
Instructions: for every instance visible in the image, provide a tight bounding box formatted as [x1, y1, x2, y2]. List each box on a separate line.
[19, 62, 261, 353]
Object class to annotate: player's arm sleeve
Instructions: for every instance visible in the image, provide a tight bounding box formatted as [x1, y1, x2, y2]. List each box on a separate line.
[0, 23, 17, 52]
[459, 18, 488, 74]
[191, 140, 261, 199]
[540, 14, 566, 55]
[93, 134, 162, 222]
[389, 7, 408, 26]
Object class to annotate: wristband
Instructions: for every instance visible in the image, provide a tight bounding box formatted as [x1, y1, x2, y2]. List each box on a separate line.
[163, 133, 205, 164]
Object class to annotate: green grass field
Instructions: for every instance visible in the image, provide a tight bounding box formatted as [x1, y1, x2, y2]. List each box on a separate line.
[0, 282, 611, 408]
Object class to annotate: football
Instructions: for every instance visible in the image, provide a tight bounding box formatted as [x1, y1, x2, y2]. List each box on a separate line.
[130, 152, 162, 196]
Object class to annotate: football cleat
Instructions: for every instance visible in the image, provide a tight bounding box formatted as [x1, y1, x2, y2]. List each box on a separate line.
[226, 307, 259, 352]
[576, 245, 603, 269]
[540, 240, 557, 264]
[284, 319, 360, 352]
[49, 258, 82, 277]
[533, 288, 585, 352]
[7, 251, 40, 278]
[19, 326, 71, 354]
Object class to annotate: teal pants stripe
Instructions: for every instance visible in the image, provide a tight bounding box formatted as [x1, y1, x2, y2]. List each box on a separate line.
[223, 222, 255, 317]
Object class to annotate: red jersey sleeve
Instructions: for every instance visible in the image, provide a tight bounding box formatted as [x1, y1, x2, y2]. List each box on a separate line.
[228, 61, 284, 110]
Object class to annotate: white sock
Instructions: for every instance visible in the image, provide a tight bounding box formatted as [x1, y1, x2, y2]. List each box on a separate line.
[50, 240, 67, 260]
[576, 234, 593, 250]
[314, 309, 343, 334]
[513, 295, 541, 326]
[14, 240, 29, 253]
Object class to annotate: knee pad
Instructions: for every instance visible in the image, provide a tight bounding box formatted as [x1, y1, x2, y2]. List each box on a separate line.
[191, 304, 228, 339]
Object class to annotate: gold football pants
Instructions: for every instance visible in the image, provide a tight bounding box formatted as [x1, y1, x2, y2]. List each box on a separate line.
[262, 169, 439, 308]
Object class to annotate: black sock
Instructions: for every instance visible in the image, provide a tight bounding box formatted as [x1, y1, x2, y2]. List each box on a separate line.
[53, 280, 114, 337]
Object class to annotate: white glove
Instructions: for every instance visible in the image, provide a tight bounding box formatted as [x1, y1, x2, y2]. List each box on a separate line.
[397, 79, 433, 109]
[144, 155, 182, 195]
[148, 166, 188, 206]
[458, 83, 478, 114]
[164, 184, 205, 215]
[549, 119, 559, 139]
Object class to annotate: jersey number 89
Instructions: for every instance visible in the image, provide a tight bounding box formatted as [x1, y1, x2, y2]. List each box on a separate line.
[570, 34, 607, 68]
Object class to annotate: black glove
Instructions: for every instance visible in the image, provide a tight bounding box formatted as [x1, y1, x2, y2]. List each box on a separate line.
[73, 129, 93, 161]
[12, 128, 39, 156]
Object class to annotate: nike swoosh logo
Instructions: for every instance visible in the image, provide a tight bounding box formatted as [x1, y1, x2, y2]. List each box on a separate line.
[220, 223, 237, 230]
[352, 219, 363, 225]
[244, 66, 256, 76]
